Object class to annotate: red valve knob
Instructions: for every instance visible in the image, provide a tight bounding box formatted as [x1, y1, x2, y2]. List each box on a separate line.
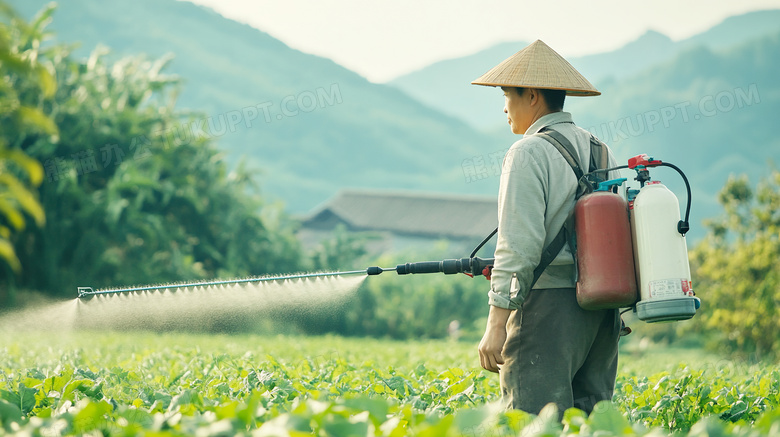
[628, 154, 662, 169]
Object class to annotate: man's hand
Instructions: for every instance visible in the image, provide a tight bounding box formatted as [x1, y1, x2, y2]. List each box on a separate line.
[478, 305, 512, 373]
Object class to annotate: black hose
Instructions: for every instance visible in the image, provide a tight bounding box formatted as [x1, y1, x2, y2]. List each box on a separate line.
[470, 227, 497, 258]
[659, 162, 692, 235]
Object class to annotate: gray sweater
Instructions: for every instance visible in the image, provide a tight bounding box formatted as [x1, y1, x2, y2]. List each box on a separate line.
[488, 111, 618, 310]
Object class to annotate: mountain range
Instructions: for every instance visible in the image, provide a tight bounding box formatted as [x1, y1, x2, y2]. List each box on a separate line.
[10, 0, 499, 213]
[9, 1, 780, 239]
[390, 10, 780, 131]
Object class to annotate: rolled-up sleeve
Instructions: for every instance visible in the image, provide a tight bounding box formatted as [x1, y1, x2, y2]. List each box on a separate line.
[488, 142, 548, 310]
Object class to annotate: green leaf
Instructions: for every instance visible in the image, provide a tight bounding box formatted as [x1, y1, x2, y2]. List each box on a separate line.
[686, 416, 728, 436]
[36, 65, 57, 98]
[0, 383, 38, 416]
[117, 406, 153, 430]
[453, 405, 491, 431]
[321, 411, 371, 437]
[0, 198, 25, 231]
[0, 238, 21, 272]
[72, 400, 112, 434]
[0, 50, 29, 75]
[153, 391, 172, 410]
[62, 379, 95, 402]
[16, 106, 58, 136]
[0, 399, 23, 425]
[586, 401, 633, 434]
[519, 403, 562, 437]
[2, 148, 44, 186]
[2, 184, 45, 227]
[561, 407, 588, 433]
[343, 396, 389, 426]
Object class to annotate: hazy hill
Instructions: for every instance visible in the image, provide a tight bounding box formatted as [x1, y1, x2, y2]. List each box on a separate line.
[570, 30, 675, 87]
[390, 10, 780, 131]
[682, 9, 780, 50]
[10, 0, 502, 212]
[387, 31, 680, 131]
[566, 30, 780, 228]
[386, 40, 529, 139]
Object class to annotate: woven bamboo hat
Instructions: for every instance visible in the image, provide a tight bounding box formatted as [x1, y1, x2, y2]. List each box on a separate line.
[471, 40, 600, 96]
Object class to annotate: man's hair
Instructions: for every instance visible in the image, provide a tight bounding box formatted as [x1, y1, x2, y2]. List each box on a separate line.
[514, 87, 566, 112]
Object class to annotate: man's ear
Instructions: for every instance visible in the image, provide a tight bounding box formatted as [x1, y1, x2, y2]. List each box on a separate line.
[528, 88, 546, 109]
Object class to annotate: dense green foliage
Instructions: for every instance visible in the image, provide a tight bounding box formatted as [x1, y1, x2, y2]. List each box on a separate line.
[1, 332, 780, 436]
[0, 4, 303, 300]
[688, 171, 780, 360]
[0, 3, 49, 280]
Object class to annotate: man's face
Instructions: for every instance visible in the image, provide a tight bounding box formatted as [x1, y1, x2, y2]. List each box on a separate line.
[502, 87, 532, 135]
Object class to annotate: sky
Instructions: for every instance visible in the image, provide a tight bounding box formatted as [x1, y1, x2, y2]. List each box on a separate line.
[186, 0, 780, 83]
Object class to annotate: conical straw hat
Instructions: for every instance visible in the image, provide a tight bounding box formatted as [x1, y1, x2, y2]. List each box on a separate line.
[472, 40, 600, 96]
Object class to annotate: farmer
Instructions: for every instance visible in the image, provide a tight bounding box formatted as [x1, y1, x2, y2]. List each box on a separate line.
[471, 40, 621, 415]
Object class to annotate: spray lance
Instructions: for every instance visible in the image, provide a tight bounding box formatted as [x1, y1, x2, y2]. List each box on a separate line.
[78, 153, 699, 324]
[76, 237, 495, 299]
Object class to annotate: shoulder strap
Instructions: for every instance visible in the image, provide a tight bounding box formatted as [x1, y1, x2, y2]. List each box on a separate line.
[528, 127, 586, 288]
[589, 135, 609, 181]
[535, 128, 584, 182]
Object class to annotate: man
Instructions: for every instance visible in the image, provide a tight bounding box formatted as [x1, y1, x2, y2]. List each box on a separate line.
[471, 40, 621, 415]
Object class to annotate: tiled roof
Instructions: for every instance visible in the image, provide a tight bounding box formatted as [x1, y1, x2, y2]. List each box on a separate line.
[302, 190, 498, 239]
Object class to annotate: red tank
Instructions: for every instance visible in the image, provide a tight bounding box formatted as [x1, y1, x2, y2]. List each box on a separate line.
[574, 179, 638, 310]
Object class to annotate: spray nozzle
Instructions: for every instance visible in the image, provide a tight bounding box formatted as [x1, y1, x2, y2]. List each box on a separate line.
[366, 266, 397, 275]
[77, 287, 95, 299]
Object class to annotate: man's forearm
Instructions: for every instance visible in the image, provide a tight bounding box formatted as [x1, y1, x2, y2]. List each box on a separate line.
[487, 305, 512, 328]
[478, 305, 513, 373]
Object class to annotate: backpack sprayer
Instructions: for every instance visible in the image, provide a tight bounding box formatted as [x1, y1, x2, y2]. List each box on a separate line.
[367, 153, 701, 323]
[575, 153, 701, 322]
[77, 154, 699, 324]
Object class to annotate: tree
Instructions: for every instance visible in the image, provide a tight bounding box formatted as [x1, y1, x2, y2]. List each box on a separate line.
[0, 3, 52, 304]
[688, 171, 780, 359]
[2, 2, 304, 299]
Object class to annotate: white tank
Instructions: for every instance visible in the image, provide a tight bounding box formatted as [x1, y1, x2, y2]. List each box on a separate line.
[632, 181, 698, 322]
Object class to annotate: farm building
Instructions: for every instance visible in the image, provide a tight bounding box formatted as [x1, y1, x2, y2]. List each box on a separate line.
[298, 190, 498, 256]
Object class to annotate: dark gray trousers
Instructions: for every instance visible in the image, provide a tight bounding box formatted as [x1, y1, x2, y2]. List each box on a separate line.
[499, 287, 620, 415]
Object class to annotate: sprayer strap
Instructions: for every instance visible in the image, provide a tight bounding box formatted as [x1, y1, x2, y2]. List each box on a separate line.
[589, 136, 609, 175]
[536, 128, 584, 181]
[529, 128, 584, 288]
[530, 211, 574, 287]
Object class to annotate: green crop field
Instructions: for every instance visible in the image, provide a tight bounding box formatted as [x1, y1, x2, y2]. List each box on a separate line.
[1, 331, 779, 436]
